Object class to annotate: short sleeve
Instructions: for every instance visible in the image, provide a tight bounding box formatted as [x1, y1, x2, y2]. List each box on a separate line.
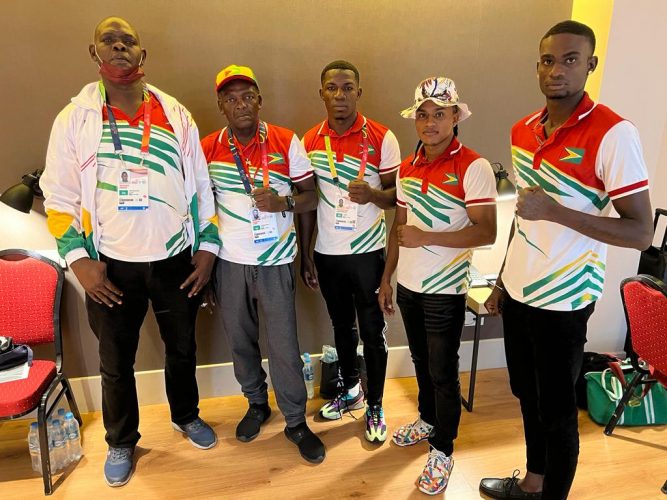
[395, 164, 407, 208]
[597, 120, 650, 200]
[379, 130, 401, 174]
[463, 158, 497, 206]
[288, 134, 314, 183]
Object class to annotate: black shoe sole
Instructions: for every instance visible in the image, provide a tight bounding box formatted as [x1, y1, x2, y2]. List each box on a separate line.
[283, 429, 326, 464]
[236, 431, 260, 443]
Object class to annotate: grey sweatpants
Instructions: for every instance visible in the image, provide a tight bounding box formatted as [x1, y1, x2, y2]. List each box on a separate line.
[215, 259, 306, 427]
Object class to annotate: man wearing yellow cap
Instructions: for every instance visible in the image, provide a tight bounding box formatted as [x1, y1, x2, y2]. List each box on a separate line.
[201, 65, 325, 464]
[41, 17, 221, 487]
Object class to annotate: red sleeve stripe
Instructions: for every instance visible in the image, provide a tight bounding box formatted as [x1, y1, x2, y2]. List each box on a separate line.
[379, 163, 400, 174]
[396, 199, 407, 207]
[466, 198, 496, 206]
[290, 171, 314, 182]
[608, 179, 649, 199]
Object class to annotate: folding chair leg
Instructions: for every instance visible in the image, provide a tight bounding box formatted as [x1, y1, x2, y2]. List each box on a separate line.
[62, 377, 82, 426]
[37, 400, 54, 495]
[604, 372, 645, 436]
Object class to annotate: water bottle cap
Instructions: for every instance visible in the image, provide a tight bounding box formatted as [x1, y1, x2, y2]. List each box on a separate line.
[65, 412, 73, 419]
[57, 408, 65, 415]
[30, 422, 39, 429]
[303, 352, 311, 361]
[52, 419, 60, 425]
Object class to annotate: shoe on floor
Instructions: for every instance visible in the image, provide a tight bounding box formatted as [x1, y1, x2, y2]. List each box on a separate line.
[479, 470, 542, 499]
[416, 448, 454, 495]
[104, 446, 134, 487]
[319, 386, 365, 420]
[172, 417, 217, 449]
[236, 404, 271, 442]
[392, 416, 433, 447]
[365, 404, 387, 443]
[284, 422, 326, 464]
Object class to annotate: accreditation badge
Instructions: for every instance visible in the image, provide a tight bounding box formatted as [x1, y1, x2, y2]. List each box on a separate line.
[334, 196, 358, 231]
[117, 168, 149, 211]
[249, 207, 279, 244]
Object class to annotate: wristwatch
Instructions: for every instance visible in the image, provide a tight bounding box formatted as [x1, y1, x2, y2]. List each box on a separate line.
[285, 195, 296, 212]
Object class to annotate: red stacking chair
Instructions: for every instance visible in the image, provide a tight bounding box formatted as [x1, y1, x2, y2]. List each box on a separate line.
[0, 249, 81, 495]
[604, 274, 667, 436]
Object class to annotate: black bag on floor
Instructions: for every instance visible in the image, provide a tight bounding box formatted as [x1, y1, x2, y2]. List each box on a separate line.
[319, 352, 368, 400]
[575, 352, 619, 409]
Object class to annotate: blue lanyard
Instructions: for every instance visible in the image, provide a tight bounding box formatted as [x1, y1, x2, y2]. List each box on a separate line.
[227, 121, 268, 195]
[100, 82, 151, 167]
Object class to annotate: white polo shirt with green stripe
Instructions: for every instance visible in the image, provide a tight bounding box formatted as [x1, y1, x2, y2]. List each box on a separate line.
[396, 139, 497, 294]
[505, 94, 650, 311]
[201, 122, 313, 266]
[302, 114, 401, 255]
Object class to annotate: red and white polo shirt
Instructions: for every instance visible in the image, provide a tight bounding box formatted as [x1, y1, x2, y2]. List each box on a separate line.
[201, 122, 313, 266]
[504, 93, 650, 310]
[396, 138, 496, 294]
[302, 113, 401, 255]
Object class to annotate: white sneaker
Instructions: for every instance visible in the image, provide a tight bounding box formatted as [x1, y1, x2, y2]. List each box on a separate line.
[392, 417, 433, 447]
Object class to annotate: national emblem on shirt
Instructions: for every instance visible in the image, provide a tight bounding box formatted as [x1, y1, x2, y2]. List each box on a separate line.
[560, 147, 585, 165]
[443, 173, 459, 185]
[268, 152, 286, 165]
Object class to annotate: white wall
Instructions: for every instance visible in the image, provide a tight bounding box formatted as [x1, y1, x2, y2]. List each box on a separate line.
[586, 0, 667, 352]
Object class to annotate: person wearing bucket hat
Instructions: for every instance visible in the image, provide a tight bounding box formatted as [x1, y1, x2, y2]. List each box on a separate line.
[40, 17, 222, 487]
[378, 76, 497, 495]
[298, 60, 401, 443]
[479, 21, 652, 500]
[200, 64, 326, 465]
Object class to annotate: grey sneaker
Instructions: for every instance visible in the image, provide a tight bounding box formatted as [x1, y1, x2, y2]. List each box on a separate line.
[172, 417, 217, 449]
[104, 447, 134, 487]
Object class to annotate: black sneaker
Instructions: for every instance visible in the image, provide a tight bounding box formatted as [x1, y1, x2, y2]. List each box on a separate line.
[236, 404, 271, 442]
[479, 470, 542, 499]
[284, 423, 326, 464]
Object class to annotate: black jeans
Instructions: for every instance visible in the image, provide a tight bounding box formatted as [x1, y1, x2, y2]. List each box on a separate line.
[396, 284, 466, 456]
[502, 292, 595, 500]
[86, 249, 201, 448]
[314, 249, 388, 406]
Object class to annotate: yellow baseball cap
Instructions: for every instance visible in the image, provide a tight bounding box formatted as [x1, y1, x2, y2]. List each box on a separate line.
[215, 64, 259, 92]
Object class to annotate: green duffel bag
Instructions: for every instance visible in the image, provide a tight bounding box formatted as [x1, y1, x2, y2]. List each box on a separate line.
[585, 362, 667, 426]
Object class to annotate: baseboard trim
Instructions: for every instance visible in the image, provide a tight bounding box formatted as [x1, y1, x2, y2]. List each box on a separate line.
[68, 339, 507, 413]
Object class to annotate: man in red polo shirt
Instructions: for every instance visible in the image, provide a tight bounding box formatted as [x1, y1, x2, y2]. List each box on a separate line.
[479, 21, 653, 500]
[378, 76, 497, 495]
[201, 65, 325, 464]
[299, 60, 401, 443]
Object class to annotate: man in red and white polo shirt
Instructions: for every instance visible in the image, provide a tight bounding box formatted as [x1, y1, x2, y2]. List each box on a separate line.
[378, 76, 497, 495]
[299, 60, 401, 443]
[201, 65, 325, 464]
[479, 21, 653, 500]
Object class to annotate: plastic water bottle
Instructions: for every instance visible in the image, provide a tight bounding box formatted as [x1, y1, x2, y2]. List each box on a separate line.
[28, 422, 42, 473]
[50, 419, 67, 471]
[303, 353, 315, 400]
[64, 412, 82, 462]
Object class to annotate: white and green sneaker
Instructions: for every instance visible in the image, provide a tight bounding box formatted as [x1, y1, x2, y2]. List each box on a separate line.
[392, 417, 433, 447]
[365, 404, 387, 443]
[319, 387, 365, 420]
